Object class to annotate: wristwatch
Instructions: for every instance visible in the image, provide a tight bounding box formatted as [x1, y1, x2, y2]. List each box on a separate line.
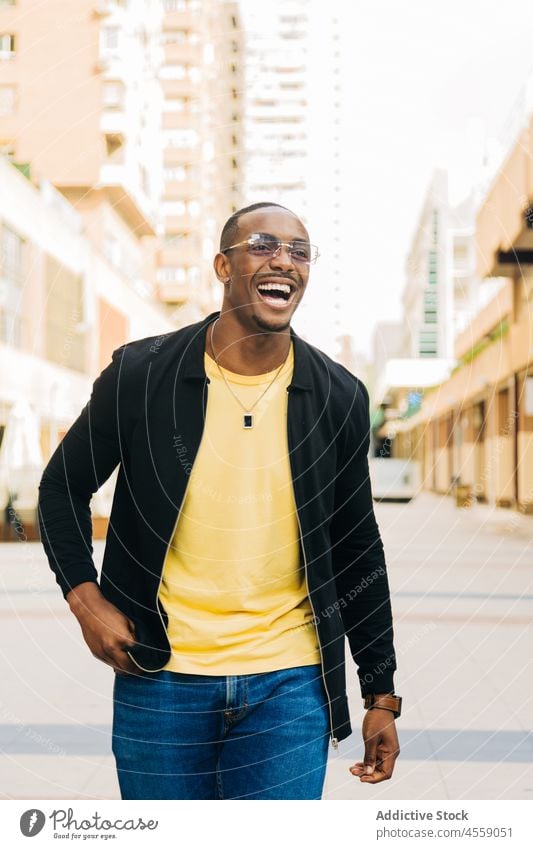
[364, 693, 402, 718]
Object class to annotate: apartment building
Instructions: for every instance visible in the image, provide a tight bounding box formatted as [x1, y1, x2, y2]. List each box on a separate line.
[239, 0, 347, 358]
[0, 157, 175, 536]
[0, 0, 244, 320]
[0, 0, 173, 534]
[158, 0, 244, 320]
[387, 109, 533, 512]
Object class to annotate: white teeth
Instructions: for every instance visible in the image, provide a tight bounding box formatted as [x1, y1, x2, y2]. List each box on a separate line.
[257, 282, 291, 294]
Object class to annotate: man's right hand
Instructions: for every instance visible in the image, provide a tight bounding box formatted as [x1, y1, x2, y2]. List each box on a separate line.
[66, 582, 139, 674]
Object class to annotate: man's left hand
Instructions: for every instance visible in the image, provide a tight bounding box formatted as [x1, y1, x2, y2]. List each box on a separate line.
[349, 707, 400, 783]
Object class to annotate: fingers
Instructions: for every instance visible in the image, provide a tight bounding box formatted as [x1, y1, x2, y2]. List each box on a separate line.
[93, 641, 138, 674]
[349, 746, 399, 783]
[363, 738, 378, 776]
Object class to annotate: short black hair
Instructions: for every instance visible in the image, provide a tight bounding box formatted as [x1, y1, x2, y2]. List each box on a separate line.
[219, 201, 296, 251]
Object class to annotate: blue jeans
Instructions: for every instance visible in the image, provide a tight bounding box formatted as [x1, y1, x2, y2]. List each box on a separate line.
[112, 664, 330, 800]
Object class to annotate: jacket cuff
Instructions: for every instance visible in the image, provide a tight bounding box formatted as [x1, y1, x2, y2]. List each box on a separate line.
[359, 671, 395, 697]
[55, 567, 99, 600]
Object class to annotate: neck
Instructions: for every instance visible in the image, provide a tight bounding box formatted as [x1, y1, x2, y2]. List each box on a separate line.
[206, 311, 291, 375]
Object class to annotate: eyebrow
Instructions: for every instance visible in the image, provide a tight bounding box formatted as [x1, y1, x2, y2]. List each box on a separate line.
[251, 232, 310, 242]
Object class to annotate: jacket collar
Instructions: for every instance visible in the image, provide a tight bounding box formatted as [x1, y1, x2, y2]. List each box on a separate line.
[181, 310, 313, 391]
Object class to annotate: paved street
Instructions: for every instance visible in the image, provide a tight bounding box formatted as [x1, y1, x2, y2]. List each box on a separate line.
[0, 492, 532, 800]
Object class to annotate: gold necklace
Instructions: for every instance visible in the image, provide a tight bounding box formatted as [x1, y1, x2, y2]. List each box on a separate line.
[209, 319, 288, 429]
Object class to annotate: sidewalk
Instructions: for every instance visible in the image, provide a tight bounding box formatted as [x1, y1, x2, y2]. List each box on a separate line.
[0, 491, 531, 799]
[324, 492, 533, 800]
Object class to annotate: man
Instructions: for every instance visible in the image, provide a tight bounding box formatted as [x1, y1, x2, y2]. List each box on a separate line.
[38, 202, 400, 800]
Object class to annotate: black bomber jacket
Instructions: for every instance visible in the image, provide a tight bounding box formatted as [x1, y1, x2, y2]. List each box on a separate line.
[38, 310, 397, 746]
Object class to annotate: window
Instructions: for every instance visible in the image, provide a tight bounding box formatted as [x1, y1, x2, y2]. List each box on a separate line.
[423, 289, 438, 324]
[497, 388, 511, 436]
[164, 95, 188, 111]
[165, 128, 198, 148]
[0, 33, 16, 57]
[157, 266, 186, 283]
[419, 330, 437, 357]
[102, 27, 119, 50]
[0, 224, 24, 346]
[102, 80, 124, 109]
[162, 29, 188, 43]
[103, 234, 121, 268]
[165, 200, 186, 215]
[104, 133, 124, 159]
[0, 84, 16, 116]
[163, 0, 186, 10]
[432, 209, 439, 244]
[187, 266, 200, 284]
[164, 165, 187, 181]
[160, 63, 186, 79]
[45, 255, 86, 372]
[428, 250, 437, 284]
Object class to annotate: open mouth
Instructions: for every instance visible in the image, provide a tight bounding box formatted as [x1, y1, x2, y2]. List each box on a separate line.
[256, 280, 296, 310]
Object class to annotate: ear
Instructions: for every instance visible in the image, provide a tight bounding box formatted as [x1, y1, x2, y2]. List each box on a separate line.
[214, 252, 231, 284]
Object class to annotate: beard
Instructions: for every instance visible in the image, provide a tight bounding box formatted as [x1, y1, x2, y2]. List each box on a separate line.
[251, 311, 292, 333]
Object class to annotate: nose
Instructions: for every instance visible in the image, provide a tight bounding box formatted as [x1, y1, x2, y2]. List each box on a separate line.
[269, 244, 295, 272]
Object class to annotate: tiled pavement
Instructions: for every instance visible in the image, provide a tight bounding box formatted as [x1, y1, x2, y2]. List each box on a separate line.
[0, 492, 532, 800]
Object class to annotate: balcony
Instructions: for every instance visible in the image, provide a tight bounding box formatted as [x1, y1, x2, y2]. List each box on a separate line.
[163, 10, 195, 30]
[164, 213, 196, 233]
[162, 110, 197, 131]
[158, 243, 199, 267]
[163, 178, 200, 201]
[164, 147, 199, 167]
[477, 115, 533, 278]
[162, 78, 195, 100]
[454, 280, 513, 359]
[98, 163, 157, 236]
[158, 280, 193, 304]
[164, 42, 201, 65]
[100, 108, 126, 134]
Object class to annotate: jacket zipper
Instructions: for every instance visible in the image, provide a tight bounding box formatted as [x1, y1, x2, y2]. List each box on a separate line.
[127, 383, 208, 673]
[293, 504, 338, 749]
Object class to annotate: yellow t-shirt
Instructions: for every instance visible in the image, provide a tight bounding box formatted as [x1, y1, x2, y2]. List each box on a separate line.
[158, 341, 320, 674]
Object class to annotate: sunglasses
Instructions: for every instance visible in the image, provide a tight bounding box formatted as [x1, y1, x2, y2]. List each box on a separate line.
[221, 232, 319, 264]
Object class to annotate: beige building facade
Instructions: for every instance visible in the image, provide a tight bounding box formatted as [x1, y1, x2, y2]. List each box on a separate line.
[0, 0, 244, 324]
[389, 116, 533, 512]
[0, 157, 175, 536]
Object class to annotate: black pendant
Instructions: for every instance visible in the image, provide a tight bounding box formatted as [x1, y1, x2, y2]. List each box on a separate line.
[243, 414, 253, 429]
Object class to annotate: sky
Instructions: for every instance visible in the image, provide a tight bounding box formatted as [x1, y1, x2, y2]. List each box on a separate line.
[240, 0, 533, 359]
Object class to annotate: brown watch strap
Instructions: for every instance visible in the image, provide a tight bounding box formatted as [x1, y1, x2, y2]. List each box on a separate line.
[364, 693, 402, 718]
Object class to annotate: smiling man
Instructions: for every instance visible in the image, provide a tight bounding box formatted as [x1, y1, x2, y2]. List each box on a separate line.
[38, 202, 400, 800]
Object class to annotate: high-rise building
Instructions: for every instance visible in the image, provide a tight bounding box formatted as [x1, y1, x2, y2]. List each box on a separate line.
[239, 0, 345, 357]
[401, 170, 502, 361]
[0, 0, 244, 324]
[157, 0, 244, 322]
